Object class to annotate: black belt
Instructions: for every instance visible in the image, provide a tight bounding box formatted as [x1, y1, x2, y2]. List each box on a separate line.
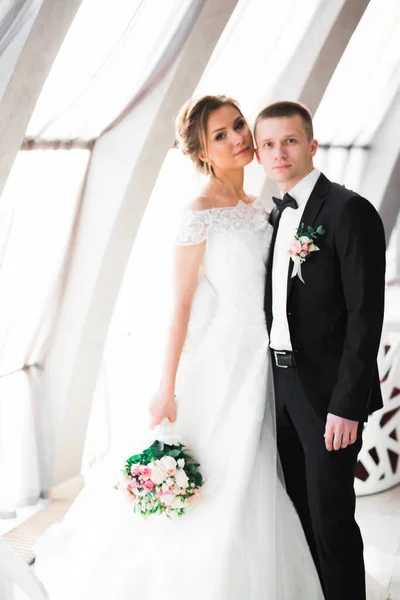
[272, 349, 297, 368]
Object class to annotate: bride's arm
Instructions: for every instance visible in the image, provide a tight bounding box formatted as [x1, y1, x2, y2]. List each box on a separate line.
[149, 239, 206, 429]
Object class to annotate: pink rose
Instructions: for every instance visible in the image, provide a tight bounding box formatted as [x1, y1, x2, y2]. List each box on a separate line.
[140, 466, 151, 480]
[131, 465, 141, 476]
[301, 244, 310, 253]
[289, 239, 302, 255]
[144, 480, 155, 491]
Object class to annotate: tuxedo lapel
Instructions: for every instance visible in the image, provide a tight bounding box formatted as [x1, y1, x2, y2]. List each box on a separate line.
[286, 173, 330, 299]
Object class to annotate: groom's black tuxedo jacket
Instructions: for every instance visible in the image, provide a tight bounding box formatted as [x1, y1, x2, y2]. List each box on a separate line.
[265, 173, 386, 422]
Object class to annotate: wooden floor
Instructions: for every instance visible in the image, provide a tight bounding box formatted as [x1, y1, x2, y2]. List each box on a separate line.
[1, 476, 84, 565]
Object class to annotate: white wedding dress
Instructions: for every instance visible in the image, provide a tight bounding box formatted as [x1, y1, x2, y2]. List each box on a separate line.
[34, 198, 325, 599]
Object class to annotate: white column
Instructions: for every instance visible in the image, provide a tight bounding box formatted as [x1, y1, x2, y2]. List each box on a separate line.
[397, 213, 400, 278]
[255, 0, 370, 109]
[357, 88, 400, 240]
[298, 0, 370, 114]
[0, 0, 83, 198]
[41, 0, 239, 487]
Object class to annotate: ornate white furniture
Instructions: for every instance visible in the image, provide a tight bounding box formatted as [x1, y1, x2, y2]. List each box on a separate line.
[355, 288, 400, 495]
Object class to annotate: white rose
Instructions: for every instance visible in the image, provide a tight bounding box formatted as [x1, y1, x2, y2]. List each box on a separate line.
[161, 493, 175, 506]
[175, 468, 189, 489]
[300, 235, 312, 244]
[166, 477, 174, 487]
[161, 482, 169, 493]
[160, 456, 177, 475]
[150, 464, 167, 485]
[171, 496, 185, 509]
[177, 458, 185, 469]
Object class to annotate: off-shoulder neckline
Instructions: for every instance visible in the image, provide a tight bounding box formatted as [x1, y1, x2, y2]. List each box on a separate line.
[187, 198, 261, 214]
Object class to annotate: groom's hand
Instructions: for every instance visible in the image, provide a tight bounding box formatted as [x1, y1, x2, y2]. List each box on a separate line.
[324, 413, 358, 451]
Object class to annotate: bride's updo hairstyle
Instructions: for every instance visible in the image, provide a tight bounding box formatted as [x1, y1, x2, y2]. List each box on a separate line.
[175, 95, 245, 176]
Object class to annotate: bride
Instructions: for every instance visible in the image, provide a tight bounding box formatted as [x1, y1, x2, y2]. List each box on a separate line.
[34, 95, 325, 599]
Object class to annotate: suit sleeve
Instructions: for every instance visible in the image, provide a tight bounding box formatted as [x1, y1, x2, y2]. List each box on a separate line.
[328, 195, 386, 420]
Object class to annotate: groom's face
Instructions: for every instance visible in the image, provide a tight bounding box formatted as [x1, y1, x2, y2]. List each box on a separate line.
[255, 115, 318, 193]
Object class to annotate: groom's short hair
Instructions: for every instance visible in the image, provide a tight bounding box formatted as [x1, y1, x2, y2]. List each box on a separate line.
[254, 101, 314, 141]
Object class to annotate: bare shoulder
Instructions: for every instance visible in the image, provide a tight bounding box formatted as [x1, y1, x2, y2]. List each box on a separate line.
[186, 195, 213, 212]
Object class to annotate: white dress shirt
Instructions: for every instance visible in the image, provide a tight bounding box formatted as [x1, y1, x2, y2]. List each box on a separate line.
[270, 168, 321, 350]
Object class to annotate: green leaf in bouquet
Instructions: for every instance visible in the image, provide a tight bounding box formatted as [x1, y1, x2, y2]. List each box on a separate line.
[150, 440, 162, 449]
[193, 472, 203, 486]
[168, 449, 182, 458]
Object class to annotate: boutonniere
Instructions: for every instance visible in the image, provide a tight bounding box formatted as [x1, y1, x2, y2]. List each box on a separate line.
[288, 223, 325, 283]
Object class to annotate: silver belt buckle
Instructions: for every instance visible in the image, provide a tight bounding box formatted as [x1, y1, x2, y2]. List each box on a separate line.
[274, 350, 289, 368]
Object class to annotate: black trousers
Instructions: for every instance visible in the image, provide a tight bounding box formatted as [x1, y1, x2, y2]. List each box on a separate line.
[272, 357, 366, 600]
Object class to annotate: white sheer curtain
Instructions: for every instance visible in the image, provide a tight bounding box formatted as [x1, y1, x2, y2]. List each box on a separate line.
[0, 0, 38, 55]
[26, 0, 194, 141]
[0, 0, 207, 516]
[0, 149, 89, 517]
[0, 0, 43, 101]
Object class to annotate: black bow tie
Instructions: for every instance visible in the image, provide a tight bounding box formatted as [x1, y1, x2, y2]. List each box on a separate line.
[272, 193, 298, 213]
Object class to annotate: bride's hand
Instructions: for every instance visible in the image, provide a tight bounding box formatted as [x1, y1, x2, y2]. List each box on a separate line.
[148, 389, 177, 430]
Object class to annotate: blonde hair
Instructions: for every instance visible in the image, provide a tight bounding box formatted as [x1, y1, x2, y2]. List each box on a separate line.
[175, 95, 244, 175]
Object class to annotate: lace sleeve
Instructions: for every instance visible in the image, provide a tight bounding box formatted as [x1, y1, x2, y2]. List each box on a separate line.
[175, 210, 212, 246]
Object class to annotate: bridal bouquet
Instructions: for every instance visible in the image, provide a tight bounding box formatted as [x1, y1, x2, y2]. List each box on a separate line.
[115, 440, 203, 518]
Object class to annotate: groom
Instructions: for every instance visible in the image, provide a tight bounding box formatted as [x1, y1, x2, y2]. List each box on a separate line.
[255, 101, 386, 600]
